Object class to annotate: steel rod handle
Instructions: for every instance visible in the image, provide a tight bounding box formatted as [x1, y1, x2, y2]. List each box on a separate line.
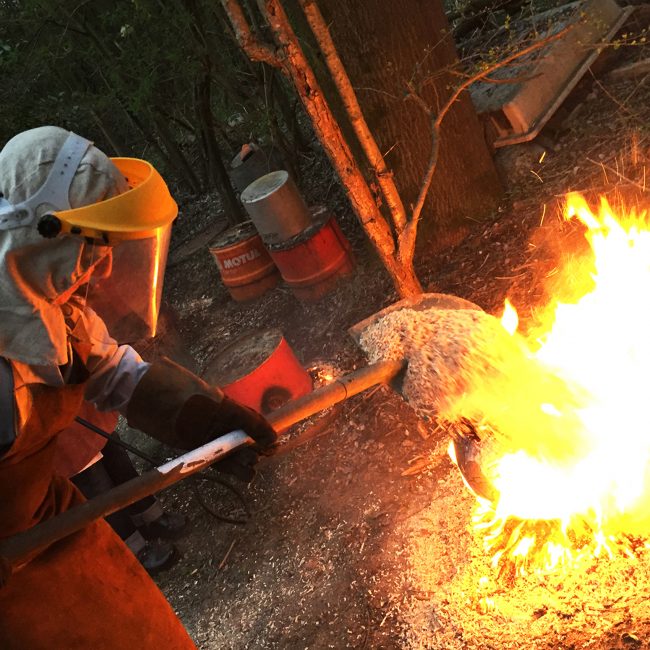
[0, 431, 253, 566]
[0, 359, 405, 567]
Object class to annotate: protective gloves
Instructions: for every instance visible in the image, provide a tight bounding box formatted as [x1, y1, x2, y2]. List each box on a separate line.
[126, 357, 277, 481]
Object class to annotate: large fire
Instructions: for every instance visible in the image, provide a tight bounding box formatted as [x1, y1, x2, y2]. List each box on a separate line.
[464, 192, 650, 576]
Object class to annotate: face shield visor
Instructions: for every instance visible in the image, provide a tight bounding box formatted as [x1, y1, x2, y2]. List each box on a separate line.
[43, 157, 178, 343]
[86, 224, 172, 342]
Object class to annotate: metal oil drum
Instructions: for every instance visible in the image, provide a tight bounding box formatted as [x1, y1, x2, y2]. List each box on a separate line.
[267, 206, 355, 302]
[209, 221, 280, 302]
[202, 329, 313, 420]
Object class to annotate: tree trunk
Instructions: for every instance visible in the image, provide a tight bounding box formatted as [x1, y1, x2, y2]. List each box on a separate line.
[181, 0, 247, 224]
[89, 109, 126, 157]
[263, 66, 301, 180]
[267, 65, 309, 153]
[195, 67, 247, 225]
[259, 0, 423, 297]
[223, 0, 424, 297]
[313, 0, 502, 246]
[153, 115, 203, 193]
[120, 108, 175, 172]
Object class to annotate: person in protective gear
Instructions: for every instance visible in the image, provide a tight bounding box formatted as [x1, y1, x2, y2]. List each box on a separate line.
[0, 126, 276, 649]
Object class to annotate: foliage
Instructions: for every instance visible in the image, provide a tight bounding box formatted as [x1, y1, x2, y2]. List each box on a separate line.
[0, 0, 302, 199]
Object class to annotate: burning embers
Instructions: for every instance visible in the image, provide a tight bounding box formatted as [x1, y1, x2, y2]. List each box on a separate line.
[362, 192, 650, 579]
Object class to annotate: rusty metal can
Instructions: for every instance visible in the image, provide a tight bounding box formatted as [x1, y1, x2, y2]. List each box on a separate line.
[209, 221, 280, 302]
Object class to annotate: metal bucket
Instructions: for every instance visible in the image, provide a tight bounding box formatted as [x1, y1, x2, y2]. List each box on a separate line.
[267, 207, 355, 302]
[229, 143, 284, 193]
[209, 221, 280, 302]
[240, 170, 312, 245]
[202, 329, 313, 419]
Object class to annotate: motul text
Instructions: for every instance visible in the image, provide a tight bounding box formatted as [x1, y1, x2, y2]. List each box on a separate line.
[220, 248, 261, 270]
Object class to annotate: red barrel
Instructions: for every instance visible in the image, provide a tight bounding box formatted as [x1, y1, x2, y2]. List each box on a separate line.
[209, 221, 280, 302]
[267, 208, 355, 302]
[202, 329, 312, 421]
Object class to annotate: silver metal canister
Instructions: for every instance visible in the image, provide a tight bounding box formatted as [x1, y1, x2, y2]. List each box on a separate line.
[240, 170, 312, 245]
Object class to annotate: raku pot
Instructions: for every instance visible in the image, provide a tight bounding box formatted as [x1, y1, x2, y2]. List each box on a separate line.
[202, 329, 313, 420]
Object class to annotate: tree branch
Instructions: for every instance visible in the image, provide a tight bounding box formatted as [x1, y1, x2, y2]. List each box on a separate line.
[299, 0, 407, 235]
[447, 68, 542, 85]
[400, 23, 574, 262]
[435, 24, 573, 141]
[224, 0, 423, 297]
[221, 0, 283, 69]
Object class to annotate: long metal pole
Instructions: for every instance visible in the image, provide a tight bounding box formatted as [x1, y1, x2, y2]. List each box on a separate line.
[0, 359, 404, 567]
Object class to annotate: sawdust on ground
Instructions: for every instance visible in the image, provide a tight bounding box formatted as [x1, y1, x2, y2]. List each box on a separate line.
[138, 18, 650, 649]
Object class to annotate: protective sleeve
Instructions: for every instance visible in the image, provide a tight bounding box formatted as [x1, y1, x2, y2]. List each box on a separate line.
[80, 307, 150, 414]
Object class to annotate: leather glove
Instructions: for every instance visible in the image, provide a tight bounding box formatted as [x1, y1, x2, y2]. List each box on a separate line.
[127, 357, 277, 481]
[178, 393, 277, 481]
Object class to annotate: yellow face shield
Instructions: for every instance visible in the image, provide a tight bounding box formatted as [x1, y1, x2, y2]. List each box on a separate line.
[37, 157, 180, 343]
[0, 130, 179, 347]
[37, 158, 178, 243]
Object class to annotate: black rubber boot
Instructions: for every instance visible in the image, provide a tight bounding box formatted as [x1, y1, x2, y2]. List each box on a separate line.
[136, 540, 179, 575]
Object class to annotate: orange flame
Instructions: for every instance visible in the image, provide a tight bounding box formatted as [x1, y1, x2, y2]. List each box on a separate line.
[500, 299, 519, 335]
[464, 193, 650, 574]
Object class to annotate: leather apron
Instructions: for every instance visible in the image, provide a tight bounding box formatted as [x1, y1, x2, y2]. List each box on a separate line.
[0, 356, 196, 649]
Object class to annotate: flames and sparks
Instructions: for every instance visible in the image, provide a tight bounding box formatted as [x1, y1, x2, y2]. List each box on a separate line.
[463, 192, 650, 576]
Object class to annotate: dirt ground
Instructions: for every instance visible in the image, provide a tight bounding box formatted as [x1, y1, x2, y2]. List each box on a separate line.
[124, 19, 649, 650]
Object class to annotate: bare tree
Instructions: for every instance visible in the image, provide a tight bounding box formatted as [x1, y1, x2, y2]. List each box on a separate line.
[223, 0, 423, 296]
[222, 0, 571, 298]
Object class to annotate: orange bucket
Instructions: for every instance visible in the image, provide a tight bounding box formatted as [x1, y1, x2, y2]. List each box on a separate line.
[202, 329, 313, 419]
